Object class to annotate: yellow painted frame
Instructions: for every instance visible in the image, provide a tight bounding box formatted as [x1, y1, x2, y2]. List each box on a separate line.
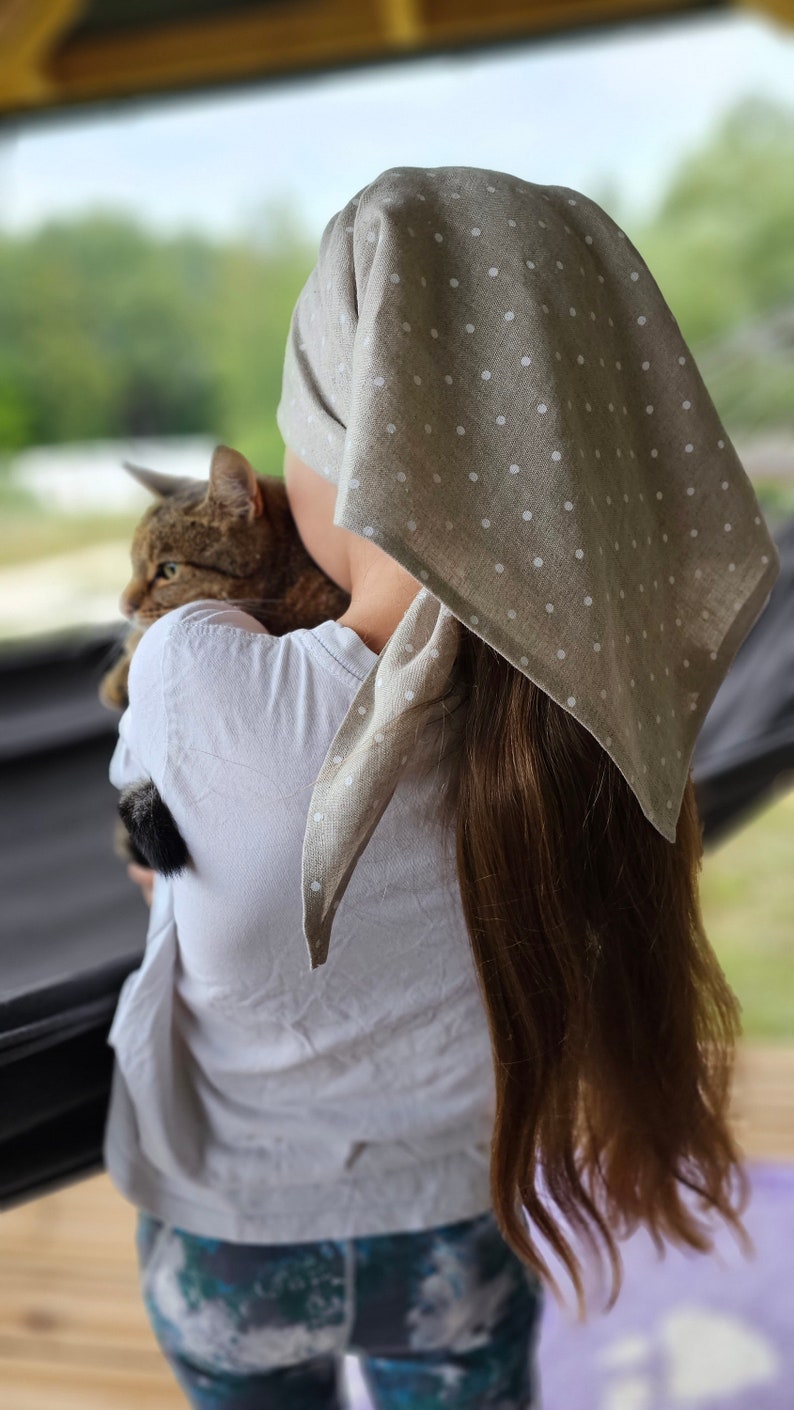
[0, 0, 790, 118]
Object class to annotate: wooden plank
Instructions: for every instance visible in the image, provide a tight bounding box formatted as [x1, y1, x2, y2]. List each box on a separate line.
[729, 1043, 794, 1162]
[0, 1181, 137, 1263]
[424, 0, 711, 44]
[21, 0, 729, 112]
[376, 0, 427, 46]
[3, 0, 794, 118]
[0, 1358, 181, 1410]
[51, 0, 391, 99]
[0, 0, 84, 103]
[0, 1174, 181, 1407]
[0, 1277, 157, 1359]
[0, 1042, 790, 1408]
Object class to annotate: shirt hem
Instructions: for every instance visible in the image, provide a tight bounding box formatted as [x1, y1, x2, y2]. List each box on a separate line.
[104, 1124, 494, 1244]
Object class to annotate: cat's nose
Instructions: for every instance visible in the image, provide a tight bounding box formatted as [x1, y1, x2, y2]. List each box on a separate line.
[119, 589, 139, 620]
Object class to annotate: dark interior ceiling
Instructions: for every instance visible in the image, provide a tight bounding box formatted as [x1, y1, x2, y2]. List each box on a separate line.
[3, 0, 788, 123]
[70, 0, 286, 41]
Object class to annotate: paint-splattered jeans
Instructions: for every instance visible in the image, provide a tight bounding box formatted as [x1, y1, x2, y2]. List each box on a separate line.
[135, 1209, 544, 1408]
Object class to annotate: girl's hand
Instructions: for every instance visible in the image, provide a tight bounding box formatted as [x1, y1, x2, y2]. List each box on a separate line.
[127, 862, 155, 908]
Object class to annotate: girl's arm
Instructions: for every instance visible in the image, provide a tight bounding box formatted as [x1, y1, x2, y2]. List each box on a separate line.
[110, 600, 272, 904]
[127, 862, 155, 907]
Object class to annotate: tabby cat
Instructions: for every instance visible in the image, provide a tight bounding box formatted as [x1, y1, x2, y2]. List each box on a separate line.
[102, 443, 350, 873]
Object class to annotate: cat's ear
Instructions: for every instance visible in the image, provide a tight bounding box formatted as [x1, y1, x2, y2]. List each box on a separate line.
[206, 445, 264, 521]
[122, 463, 201, 500]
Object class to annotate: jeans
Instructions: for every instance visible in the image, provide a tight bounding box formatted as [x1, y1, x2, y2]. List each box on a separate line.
[135, 1208, 544, 1408]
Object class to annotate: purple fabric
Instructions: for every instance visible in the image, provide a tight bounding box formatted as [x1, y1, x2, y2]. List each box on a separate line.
[345, 1161, 792, 1409]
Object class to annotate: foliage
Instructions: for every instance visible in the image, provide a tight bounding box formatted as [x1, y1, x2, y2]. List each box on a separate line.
[700, 781, 794, 1041]
[637, 98, 794, 343]
[0, 509, 138, 569]
[0, 206, 315, 472]
[631, 97, 794, 435]
[0, 95, 792, 463]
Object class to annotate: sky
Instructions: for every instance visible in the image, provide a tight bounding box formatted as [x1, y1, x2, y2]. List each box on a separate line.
[0, 9, 792, 244]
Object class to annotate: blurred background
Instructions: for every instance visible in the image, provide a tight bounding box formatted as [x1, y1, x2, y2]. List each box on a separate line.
[0, 1, 792, 1407]
[1, 11, 794, 642]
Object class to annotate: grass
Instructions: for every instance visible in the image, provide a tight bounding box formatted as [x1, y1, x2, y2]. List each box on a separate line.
[0, 511, 140, 568]
[700, 782, 794, 1041]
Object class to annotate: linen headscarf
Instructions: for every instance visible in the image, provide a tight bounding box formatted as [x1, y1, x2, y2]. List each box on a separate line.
[275, 165, 780, 970]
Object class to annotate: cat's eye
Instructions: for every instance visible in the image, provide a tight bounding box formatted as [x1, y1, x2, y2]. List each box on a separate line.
[156, 562, 180, 581]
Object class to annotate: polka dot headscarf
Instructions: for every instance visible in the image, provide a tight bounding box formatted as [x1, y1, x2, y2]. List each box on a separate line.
[276, 165, 780, 970]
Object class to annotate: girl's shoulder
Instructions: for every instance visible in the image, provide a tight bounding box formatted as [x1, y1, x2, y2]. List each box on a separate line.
[127, 599, 373, 734]
[128, 599, 271, 682]
[150, 599, 272, 642]
[133, 601, 383, 678]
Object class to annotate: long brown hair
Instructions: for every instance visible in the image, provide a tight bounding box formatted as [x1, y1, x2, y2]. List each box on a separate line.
[413, 620, 751, 1316]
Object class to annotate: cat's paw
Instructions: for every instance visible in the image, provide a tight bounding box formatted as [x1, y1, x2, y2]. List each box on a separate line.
[99, 657, 131, 711]
[118, 780, 191, 877]
[100, 628, 143, 711]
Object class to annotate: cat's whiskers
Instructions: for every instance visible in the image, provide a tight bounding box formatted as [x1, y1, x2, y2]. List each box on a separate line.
[225, 596, 281, 611]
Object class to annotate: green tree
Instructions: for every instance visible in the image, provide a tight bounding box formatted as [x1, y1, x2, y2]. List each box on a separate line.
[1, 97, 792, 464]
[0, 207, 315, 468]
[629, 96, 794, 441]
[635, 97, 794, 347]
[0, 214, 223, 448]
[210, 234, 314, 473]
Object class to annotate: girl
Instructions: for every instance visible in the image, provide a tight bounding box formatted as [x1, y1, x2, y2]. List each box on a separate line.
[108, 166, 779, 1409]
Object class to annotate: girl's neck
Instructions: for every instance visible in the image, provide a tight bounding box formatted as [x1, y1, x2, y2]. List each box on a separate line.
[336, 587, 420, 655]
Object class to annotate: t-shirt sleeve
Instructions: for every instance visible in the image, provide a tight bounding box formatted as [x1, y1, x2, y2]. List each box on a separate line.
[108, 616, 170, 793]
[108, 600, 271, 792]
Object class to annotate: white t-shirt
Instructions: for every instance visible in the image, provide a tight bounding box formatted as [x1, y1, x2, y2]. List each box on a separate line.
[105, 600, 496, 1243]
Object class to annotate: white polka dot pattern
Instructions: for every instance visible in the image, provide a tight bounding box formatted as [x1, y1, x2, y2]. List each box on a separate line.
[275, 164, 781, 970]
[299, 589, 462, 969]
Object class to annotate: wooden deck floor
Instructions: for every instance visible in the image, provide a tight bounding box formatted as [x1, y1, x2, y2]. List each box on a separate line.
[0, 1043, 792, 1409]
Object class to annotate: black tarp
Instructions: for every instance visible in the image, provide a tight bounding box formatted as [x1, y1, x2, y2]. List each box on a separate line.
[688, 514, 794, 844]
[1, 515, 792, 1207]
[0, 629, 148, 1204]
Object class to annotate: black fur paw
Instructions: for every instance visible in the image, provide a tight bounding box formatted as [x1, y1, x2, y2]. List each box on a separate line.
[118, 780, 190, 877]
